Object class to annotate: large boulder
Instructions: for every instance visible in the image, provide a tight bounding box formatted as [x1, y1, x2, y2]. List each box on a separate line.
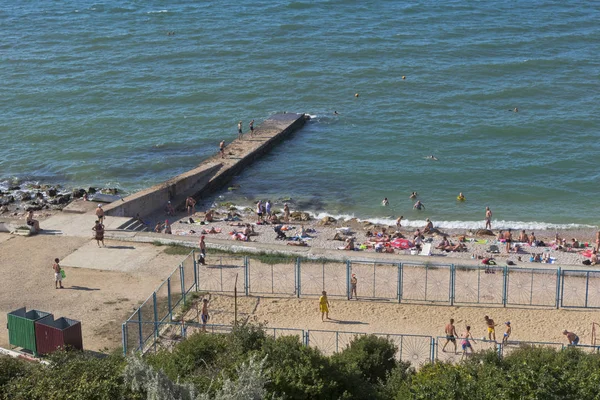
[319, 216, 337, 226]
[290, 211, 311, 221]
[475, 229, 495, 236]
[46, 188, 58, 197]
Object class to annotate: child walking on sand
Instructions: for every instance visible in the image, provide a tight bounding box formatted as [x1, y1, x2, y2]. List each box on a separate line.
[201, 299, 210, 332]
[461, 325, 476, 359]
[319, 291, 330, 321]
[502, 321, 512, 345]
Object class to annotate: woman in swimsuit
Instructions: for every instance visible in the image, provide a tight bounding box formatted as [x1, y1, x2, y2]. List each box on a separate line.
[92, 220, 105, 247]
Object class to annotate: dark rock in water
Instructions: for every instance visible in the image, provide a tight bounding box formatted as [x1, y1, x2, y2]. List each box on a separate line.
[26, 203, 43, 211]
[46, 188, 58, 197]
[35, 192, 45, 199]
[0, 196, 15, 205]
[8, 185, 21, 191]
[88, 187, 97, 194]
[57, 194, 71, 204]
[15, 191, 32, 201]
[72, 188, 86, 198]
[32, 184, 41, 189]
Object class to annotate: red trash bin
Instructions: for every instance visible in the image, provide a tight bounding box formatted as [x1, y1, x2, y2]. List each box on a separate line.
[34, 317, 83, 355]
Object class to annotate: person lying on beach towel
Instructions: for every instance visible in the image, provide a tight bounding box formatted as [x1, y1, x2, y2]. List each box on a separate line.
[201, 227, 221, 234]
[333, 232, 351, 241]
[230, 231, 248, 241]
[287, 241, 308, 247]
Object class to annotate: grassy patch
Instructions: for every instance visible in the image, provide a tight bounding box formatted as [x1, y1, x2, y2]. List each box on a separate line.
[162, 243, 194, 256]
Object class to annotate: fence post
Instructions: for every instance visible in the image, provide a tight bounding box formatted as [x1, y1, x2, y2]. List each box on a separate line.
[502, 265, 508, 307]
[398, 263, 403, 303]
[346, 260, 351, 300]
[450, 264, 455, 306]
[555, 267, 561, 309]
[137, 308, 143, 352]
[305, 330, 309, 346]
[431, 337, 435, 362]
[180, 263, 186, 305]
[167, 278, 172, 321]
[560, 268, 566, 309]
[122, 323, 128, 356]
[245, 256, 250, 296]
[296, 258, 301, 298]
[153, 292, 159, 340]
[192, 250, 198, 291]
[585, 271, 590, 308]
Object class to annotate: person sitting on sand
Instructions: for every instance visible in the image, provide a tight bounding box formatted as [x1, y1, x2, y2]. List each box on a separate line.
[529, 232, 537, 246]
[518, 230, 528, 243]
[269, 213, 280, 224]
[436, 237, 450, 250]
[571, 238, 580, 249]
[497, 230, 504, 242]
[423, 218, 434, 234]
[413, 200, 425, 210]
[542, 252, 551, 263]
[26, 210, 41, 233]
[243, 224, 256, 237]
[204, 209, 214, 223]
[154, 222, 163, 233]
[591, 252, 598, 266]
[343, 237, 355, 250]
[165, 201, 175, 216]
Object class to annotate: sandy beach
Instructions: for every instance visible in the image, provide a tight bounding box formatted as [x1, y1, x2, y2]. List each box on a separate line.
[161, 201, 599, 268]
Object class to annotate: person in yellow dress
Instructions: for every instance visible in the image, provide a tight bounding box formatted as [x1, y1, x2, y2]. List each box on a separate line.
[319, 291, 330, 321]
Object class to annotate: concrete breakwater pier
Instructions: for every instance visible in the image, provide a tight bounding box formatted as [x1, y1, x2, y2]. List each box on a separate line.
[102, 113, 307, 218]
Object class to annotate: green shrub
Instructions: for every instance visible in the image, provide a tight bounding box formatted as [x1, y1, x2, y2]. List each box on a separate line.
[332, 335, 398, 384]
[0, 356, 34, 395]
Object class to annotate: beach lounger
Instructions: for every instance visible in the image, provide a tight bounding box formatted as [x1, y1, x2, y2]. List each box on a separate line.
[419, 243, 432, 256]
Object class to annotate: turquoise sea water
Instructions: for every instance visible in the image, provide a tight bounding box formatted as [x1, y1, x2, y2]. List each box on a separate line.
[2, 1, 599, 229]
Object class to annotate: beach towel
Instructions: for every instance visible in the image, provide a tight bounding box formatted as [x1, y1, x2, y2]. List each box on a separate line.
[419, 243, 432, 256]
[391, 238, 413, 249]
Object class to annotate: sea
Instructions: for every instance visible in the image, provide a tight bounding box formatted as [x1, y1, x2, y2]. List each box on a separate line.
[2, 1, 599, 230]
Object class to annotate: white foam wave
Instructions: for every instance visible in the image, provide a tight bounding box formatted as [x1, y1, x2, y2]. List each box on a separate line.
[147, 10, 168, 14]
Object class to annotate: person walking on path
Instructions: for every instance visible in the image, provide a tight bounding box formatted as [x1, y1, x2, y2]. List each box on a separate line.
[485, 206, 492, 230]
[238, 121, 243, 140]
[92, 220, 105, 247]
[319, 291, 330, 321]
[219, 140, 225, 159]
[350, 274, 358, 299]
[198, 235, 206, 265]
[442, 318, 458, 353]
[249, 119, 254, 137]
[563, 330, 579, 345]
[53, 258, 64, 289]
[201, 299, 210, 332]
[186, 196, 196, 216]
[461, 326, 476, 359]
[96, 204, 105, 224]
[484, 315, 497, 341]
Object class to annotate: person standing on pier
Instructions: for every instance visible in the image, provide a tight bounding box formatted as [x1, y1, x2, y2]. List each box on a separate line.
[249, 119, 254, 137]
[219, 140, 225, 159]
[238, 121, 243, 140]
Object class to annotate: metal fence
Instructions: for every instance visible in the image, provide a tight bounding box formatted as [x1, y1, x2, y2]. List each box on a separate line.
[123, 252, 600, 355]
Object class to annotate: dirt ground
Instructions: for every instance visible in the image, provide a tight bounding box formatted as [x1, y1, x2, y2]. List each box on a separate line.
[194, 292, 600, 351]
[0, 233, 187, 352]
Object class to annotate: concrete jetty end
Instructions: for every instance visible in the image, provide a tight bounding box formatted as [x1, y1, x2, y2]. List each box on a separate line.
[102, 113, 307, 218]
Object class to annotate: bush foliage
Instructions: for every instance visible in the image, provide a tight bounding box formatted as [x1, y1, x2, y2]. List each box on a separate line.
[3, 327, 600, 399]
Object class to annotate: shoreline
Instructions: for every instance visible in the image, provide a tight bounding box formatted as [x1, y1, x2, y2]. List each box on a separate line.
[150, 199, 600, 268]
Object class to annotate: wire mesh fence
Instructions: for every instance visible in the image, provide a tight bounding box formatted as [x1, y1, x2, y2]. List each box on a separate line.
[123, 251, 600, 356]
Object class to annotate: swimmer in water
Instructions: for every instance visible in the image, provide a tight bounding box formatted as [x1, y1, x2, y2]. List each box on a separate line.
[457, 192, 465, 201]
[413, 200, 425, 210]
[382, 197, 389, 206]
[508, 107, 518, 112]
[334, 111, 339, 115]
[410, 191, 418, 199]
[426, 155, 439, 161]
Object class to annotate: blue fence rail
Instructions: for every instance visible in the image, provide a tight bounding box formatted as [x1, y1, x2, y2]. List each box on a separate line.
[123, 252, 600, 355]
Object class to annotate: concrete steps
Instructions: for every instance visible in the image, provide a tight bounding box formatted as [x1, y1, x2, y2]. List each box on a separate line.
[116, 218, 149, 232]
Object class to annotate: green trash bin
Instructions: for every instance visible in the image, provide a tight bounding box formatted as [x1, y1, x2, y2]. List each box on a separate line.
[7, 307, 53, 356]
